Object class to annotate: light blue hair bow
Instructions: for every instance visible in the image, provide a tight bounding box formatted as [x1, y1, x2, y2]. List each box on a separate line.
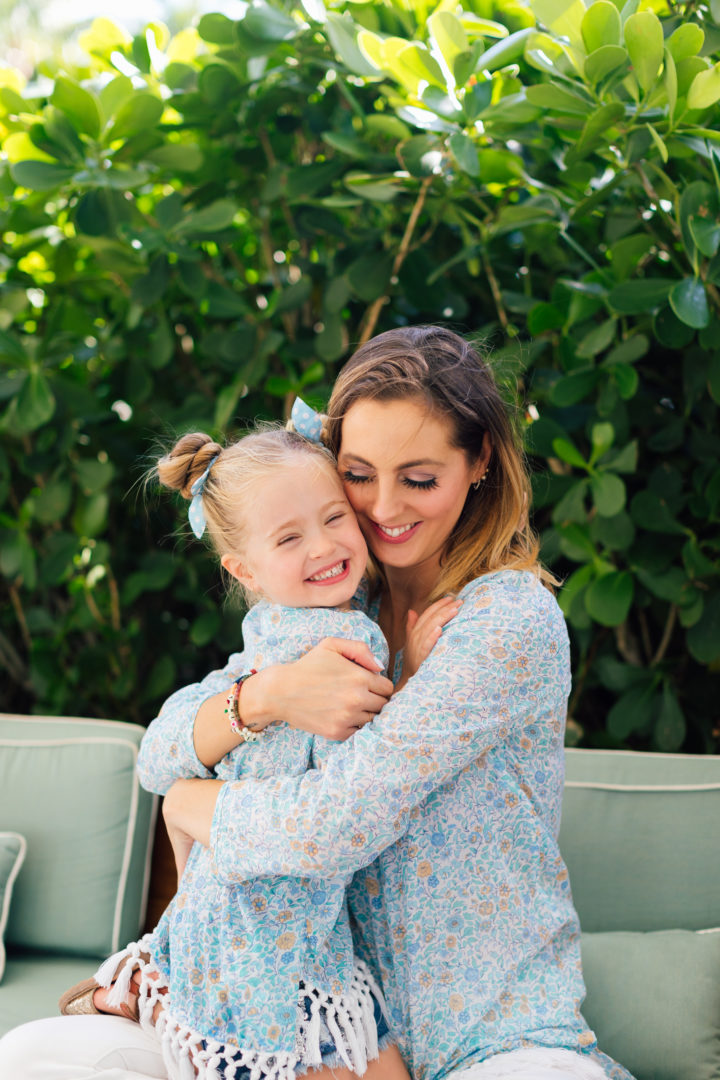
[291, 397, 324, 443]
[188, 454, 219, 539]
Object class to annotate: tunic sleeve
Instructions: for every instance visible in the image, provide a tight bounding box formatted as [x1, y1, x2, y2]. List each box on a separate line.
[136, 652, 245, 794]
[210, 573, 570, 884]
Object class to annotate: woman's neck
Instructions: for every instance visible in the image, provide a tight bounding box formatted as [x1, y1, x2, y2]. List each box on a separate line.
[377, 561, 437, 671]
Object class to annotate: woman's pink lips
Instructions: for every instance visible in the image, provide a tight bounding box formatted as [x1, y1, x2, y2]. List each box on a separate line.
[369, 520, 421, 544]
[306, 559, 350, 585]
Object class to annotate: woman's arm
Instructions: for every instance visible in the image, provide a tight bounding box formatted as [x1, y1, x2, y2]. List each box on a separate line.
[174, 576, 570, 885]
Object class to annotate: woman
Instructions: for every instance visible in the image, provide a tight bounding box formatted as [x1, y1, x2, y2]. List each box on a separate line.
[0, 326, 633, 1080]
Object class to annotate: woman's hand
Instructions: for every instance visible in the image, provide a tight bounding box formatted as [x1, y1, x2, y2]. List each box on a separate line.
[397, 596, 462, 690]
[242, 637, 394, 741]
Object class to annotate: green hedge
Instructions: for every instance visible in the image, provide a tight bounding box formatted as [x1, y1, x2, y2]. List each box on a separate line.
[1, 0, 718, 752]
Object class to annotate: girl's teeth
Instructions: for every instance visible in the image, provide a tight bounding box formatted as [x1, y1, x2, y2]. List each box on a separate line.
[379, 523, 414, 537]
[309, 561, 345, 581]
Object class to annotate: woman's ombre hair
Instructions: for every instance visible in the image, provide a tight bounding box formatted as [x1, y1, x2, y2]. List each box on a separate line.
[325, 326, 553, 600]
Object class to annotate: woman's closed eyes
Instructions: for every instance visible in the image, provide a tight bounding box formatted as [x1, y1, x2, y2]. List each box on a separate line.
[342, 471, 439, 491]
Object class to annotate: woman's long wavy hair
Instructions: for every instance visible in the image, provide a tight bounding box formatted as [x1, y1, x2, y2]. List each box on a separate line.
[324, 326, 554, 601]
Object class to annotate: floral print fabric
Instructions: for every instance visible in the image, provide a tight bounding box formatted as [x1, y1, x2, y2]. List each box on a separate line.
[139, 603, 389, 1061]
[139, 572, 635, 1080]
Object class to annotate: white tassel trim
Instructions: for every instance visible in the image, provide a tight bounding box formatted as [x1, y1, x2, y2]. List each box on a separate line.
[94, 943, 387, 1080]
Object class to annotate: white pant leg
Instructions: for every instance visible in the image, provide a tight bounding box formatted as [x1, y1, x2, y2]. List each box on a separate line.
[0, 1015, 167, 1079]
[448, 1048, 608, 1080]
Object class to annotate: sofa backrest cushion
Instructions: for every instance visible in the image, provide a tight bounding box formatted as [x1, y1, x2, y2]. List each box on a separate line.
[0, 715, 157, 959]
[560, 749, 720, 932]
[580, 928, 720, 1080]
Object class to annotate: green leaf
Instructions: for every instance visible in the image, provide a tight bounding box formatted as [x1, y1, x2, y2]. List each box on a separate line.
[689, 216, 720, 258]
[10, 160, 75, 191]
[608, 683, 657, 740]
[567, 103, 625, 164]
[687, 62, 720, 110]
[244, 2, 298, 42]
[551, 369, 600, 406]
[107, 93, 163, 141]
[530, 0, 586, 50]
[175, 199, 237, 234]
[475, 27, 536, 73]
[147, 143, 203, 172]
[51, 77, 101, 139]
[584, 45, 629, 85]
[686, 590, 720, 663]
[72, 492, 109, 538]
[664, 48, 677, 119]
[394, 44, 446, 90]
[189, 609, 221, 647]
[576, 318, 617, 358]
[623, 11, 664, 93]
[653, 305, 695, 349]
[585, 570, 634, 626]
[553, 479, 589, 524]
[630, 490, 686, 534]
[528, 302, 564, 334]
[197, 13, 237, 44]
[558, 562, 595, 619]
[552, 437, 588, 469]
[526, 84, 593, 114]
[15, 372, 55, 431]
[591, 471, 626, 516]
[603, 439, 637, 473]
[582, 1, 621, 52]
[399, 135, 443, 177]
[646, 124, 668, 163]
[448, 132, 479, 177]
[325, 13, 379, 77]
[612, 362, 639, 399]
[607, 278, 672, 314]
[604, 334, 649, 365]
[591, 422, 615, 460]
[98, 75, 134, 121]
[669, 278, 710, 329]
[428, 11, 468, 69]
[33, 478, 72, 525]
[591, 510, 635, 550]
[655, 684, 686, 751]
[667, 23, 704, 62]
[344, 172, 406, 202]
[74, 458, 114, 494]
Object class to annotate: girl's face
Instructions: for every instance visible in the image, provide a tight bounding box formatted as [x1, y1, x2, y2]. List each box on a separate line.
[337, 398, 489, 578]
[222, 459, 367, 608]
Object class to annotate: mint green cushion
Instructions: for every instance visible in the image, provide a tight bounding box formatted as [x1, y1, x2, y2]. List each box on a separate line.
[560, 750, 720, 931]
[0, 833, 26, 982]
[0, 714, 157, 959]
[581, 929, 720, 1080]
[0, 951, 97, 1037]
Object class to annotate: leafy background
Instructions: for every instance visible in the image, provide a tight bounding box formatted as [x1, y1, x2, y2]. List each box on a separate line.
[1, 0, 718, 753]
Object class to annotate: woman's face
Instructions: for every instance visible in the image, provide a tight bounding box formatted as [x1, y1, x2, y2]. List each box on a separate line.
[337, 397, 489, 577]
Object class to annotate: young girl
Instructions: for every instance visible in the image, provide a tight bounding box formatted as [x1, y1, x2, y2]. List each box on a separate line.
[60, 417, 452, 1080]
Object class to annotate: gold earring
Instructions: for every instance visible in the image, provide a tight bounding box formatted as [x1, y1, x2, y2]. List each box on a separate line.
[472, 473, 487, 489]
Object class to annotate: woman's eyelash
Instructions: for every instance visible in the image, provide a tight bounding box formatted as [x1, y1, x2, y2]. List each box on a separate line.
[342, 470, 438, 491]
[402, 477, 438, 490]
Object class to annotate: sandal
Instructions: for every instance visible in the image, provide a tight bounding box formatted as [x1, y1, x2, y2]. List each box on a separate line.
[59, 948, 145, 1021]
[58, 976, 138, 1020]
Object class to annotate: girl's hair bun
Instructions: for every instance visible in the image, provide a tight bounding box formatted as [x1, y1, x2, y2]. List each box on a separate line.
[156, 432, 223, 500]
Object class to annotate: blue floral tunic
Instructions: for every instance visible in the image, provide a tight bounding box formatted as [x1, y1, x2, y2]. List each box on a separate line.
[135, 603, 390, 1079]
[138, 571, 635, 1080]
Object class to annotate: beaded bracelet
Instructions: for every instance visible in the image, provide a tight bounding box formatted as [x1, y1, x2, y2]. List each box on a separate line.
[225, 670, 259, 742]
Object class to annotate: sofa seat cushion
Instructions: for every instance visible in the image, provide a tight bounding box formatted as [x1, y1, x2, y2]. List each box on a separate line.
[581, 928, 720, 1080]
[0, 951, 98, 1038]
[560, 749, 720, 931]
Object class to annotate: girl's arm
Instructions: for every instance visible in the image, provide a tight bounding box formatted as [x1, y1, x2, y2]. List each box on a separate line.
[138, 638, 393, 794]
[165, 576, 570, 884]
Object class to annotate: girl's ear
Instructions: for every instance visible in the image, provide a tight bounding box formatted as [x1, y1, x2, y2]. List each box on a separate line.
[221, 553, 254, 590]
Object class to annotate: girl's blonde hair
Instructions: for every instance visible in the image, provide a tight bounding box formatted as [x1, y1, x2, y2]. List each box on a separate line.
[156, 425, 337, 564]
[325, 325, 553, 600]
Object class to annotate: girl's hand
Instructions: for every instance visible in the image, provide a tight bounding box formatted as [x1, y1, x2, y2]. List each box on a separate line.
[242, 638, 394, 741]
[163, 777, 223, 882]
[398, 597, 462, 689]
